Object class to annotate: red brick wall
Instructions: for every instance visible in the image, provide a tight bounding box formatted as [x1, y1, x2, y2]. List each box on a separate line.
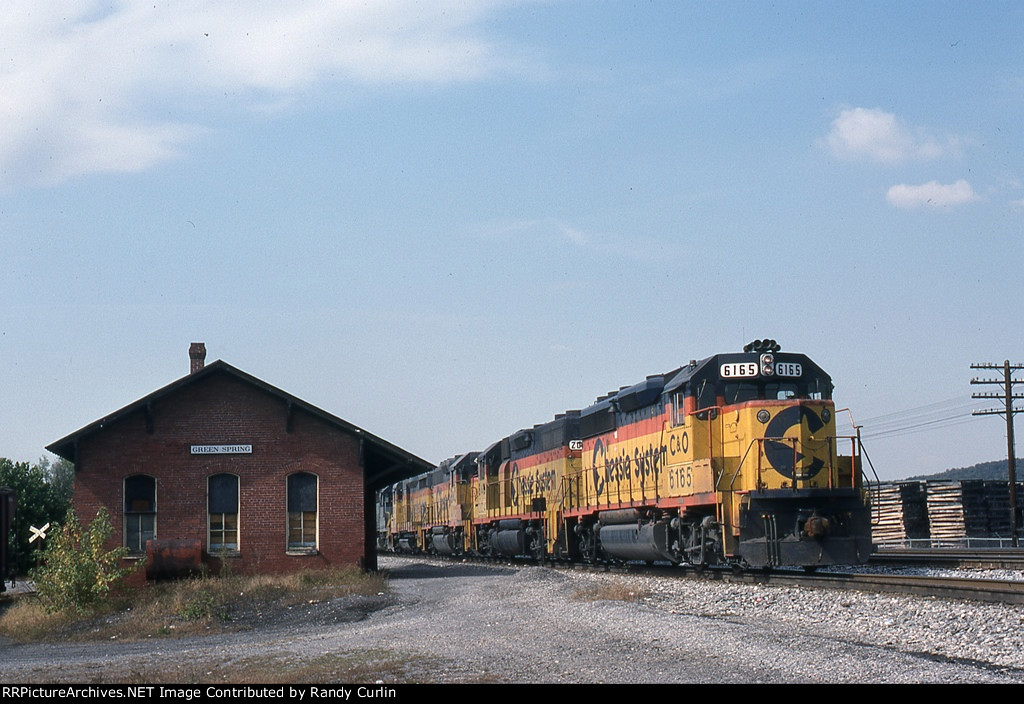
[72, 372, 366, 578]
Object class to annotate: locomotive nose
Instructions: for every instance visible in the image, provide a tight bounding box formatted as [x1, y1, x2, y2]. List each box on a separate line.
[762, 403, 831, 481]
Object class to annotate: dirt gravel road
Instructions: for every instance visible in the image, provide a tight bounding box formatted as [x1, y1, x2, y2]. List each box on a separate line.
[2, 557, 1022, 684]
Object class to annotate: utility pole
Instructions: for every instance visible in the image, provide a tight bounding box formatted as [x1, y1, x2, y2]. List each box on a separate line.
[970, 361, 1023, 547]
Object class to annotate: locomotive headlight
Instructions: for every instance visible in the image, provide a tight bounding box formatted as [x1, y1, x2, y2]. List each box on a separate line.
[760, 352, 774, 376]
[821, 408, 831, 424]
[757, 409, 770, 424]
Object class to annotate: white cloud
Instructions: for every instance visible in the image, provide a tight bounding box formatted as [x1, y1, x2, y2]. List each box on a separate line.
[886, 180, 980, 209]
[478, 218, 590, 246]
[0, 1, 519, 188]
[824, 107, 958, 164]
[556, 222, 588, 245]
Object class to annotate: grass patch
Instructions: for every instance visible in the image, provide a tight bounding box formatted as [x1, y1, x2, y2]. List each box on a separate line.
[0, 595, 81, 641]
[12, 647, 497, 685]
[572, 580, 648, 603]
[217, 650, 424, 684]
[0, 566, 388, 644]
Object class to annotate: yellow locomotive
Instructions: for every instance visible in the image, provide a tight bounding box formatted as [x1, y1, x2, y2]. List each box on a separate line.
[379, 340, 872, 568]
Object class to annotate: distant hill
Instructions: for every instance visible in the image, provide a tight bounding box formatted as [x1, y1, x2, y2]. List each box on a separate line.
[904, 458, 1024, 482]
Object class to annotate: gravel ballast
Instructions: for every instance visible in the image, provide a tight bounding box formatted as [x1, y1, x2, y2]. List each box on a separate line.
[2, 556, 1023, 684]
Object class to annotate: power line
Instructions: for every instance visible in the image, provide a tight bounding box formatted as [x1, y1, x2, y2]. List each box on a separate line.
[970, 360, 1023, 547]
[858, 413, 980, 441]
[855, 395, 973, 426]
[839, 396, 979, 440]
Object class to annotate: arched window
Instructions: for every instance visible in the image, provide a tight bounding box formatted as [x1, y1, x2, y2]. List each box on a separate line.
[208, 473, 239, 553]
[124, 475, 156, 553]
[287, 472, 317, 552]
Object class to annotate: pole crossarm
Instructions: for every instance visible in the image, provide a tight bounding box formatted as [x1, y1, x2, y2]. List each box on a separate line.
[969, 359, 1021, 547]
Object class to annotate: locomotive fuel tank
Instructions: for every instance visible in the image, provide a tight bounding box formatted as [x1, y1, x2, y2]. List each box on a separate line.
[492, 519, 527, 557]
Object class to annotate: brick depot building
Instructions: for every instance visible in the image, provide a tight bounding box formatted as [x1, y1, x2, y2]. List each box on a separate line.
[46, 344, 432, 576]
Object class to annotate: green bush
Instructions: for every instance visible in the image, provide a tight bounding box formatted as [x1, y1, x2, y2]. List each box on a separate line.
[30, 507, 142, 613]
[0, 456, 73, 573]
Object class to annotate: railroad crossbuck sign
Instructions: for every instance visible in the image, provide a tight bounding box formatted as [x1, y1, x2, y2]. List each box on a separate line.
[29, 523, 50, 543]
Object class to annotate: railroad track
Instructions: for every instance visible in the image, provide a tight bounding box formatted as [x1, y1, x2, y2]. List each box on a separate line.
[870, 548, 1024, 571]
[382, 552, 1024, 604]
[594, 560, 1024, 605]
[736, 569, 1024, 604]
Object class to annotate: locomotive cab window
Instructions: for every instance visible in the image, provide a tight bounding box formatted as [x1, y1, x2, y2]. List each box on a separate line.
[690, 379, 718, 420]
[806, 376, 832, 400]
[724, 382, 759, 405]
[765, 383, 799, 400]
[723, 376, 831, 403]
[672, 392, 687, 426]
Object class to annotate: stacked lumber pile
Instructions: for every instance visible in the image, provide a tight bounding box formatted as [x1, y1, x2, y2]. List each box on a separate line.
[871, 483, 908, 544]
[925, 482, 966, 543]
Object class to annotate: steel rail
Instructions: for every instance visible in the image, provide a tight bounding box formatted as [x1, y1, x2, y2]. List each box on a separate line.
[757, 570, 1024, 604]
[382, 552, 1024, 604]
[870, 548, 1024, 571]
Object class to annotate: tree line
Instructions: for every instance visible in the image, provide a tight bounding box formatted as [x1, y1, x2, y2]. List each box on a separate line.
[1, 456, 74, 575]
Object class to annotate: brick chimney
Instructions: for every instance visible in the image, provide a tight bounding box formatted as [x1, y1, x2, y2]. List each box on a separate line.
[189, 342, 207, 374]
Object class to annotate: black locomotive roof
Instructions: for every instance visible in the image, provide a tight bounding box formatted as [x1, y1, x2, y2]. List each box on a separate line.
[579, 395, 616, 420]
[615, 374, 672, 413]
[483, 345, 836, 451]
[577, 350, 833, 414]
[507, 411, 581, 457]
[438, 452, 479, 474]
[580, 364, 694, 417]
[480, 409, 585, 464]
[478, 437, 510, 466]
[662, 351, 831, 395]
[660, 356, 714, 395]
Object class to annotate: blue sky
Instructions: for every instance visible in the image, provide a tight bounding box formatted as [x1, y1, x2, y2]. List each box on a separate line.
[2, 1, 1022, 481]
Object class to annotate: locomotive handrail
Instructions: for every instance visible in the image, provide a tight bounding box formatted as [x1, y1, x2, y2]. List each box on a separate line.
[722, 439, 759, 491]
[835, 406, 878, 516]
[858, 439, 882, 525]
[728, 435, 864, 492]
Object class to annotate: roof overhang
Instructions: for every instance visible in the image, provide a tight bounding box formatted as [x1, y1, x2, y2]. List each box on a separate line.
[46, 360, 434, 485]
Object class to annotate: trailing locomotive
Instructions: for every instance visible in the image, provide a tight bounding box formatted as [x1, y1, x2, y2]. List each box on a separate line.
[378, 341, 873, 568]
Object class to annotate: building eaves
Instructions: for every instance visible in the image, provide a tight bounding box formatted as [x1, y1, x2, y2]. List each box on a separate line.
[45, 360, 433, 478]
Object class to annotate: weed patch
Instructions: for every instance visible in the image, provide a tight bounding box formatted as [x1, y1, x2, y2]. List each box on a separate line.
[572, 580, 648, 603]
[0, 567, 389, 643]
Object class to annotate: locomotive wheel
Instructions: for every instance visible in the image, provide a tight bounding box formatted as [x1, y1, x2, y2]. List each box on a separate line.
[577, 525, 598, 563]
[477, 529, 493, 558]
[530, 530, 546, 561]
